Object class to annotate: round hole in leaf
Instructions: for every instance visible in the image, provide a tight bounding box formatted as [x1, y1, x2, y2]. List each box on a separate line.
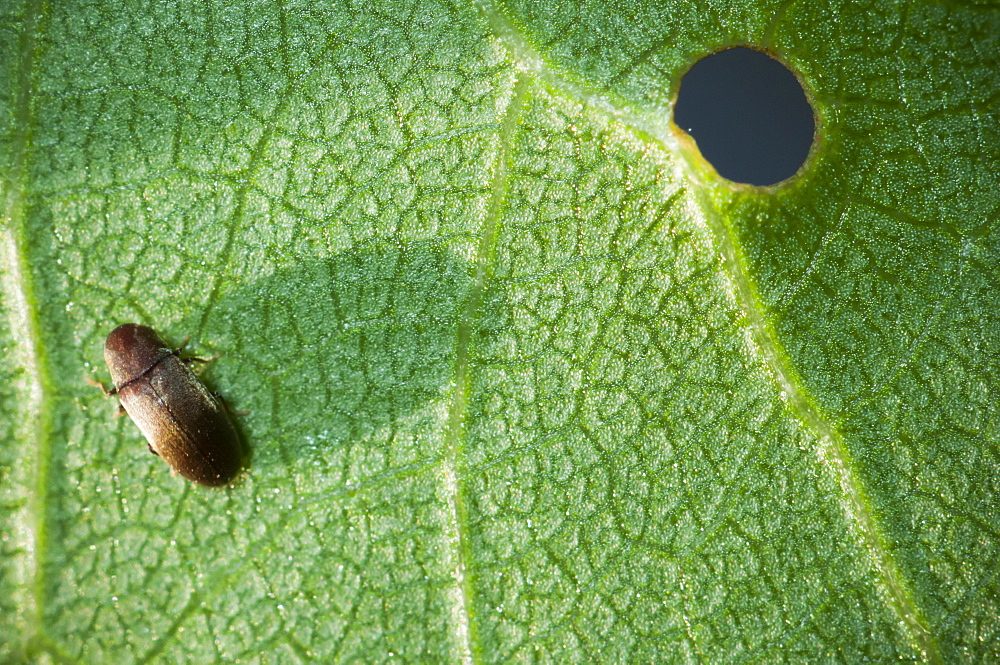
[674, 46, 816, 187]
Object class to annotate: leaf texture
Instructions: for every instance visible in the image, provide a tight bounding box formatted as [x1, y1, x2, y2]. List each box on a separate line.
[0, 0, 997, 662]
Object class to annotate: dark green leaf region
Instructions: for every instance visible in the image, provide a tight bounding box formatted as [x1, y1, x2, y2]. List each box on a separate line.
[1, 0, 997, 663]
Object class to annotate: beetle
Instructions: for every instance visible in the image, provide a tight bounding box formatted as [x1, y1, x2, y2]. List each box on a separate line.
[98, 323, 242, 486]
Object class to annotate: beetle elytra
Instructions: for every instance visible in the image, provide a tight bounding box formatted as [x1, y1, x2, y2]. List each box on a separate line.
[100, 323, 242, 487]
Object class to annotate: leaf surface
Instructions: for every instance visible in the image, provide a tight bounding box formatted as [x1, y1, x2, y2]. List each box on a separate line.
[1, 0, 997, 662]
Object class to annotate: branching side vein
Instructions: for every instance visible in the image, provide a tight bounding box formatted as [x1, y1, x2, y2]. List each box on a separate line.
[439, 64, 530, 664]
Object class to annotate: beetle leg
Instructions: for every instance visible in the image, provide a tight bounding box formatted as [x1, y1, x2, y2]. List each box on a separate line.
[212, 391, 249, 416]
[148, 444, 159, 456]
[86, 376, 117, 396]
[183, 354, 218, 365]
[174, 336, 220, 364]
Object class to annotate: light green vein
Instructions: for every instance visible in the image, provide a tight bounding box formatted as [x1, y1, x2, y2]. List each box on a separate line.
[0, 0, 53, 659]
[472, 0, 683, 152]
[472, 0, 939, 661]
[693, 191, 940, 664]
[439, 68, 530, 664]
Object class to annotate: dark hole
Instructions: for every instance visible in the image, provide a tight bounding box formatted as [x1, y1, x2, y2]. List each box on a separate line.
[673, 47, 815, 186]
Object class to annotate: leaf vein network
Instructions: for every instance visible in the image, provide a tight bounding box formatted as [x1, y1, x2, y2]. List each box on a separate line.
[472, 0, 945, 660]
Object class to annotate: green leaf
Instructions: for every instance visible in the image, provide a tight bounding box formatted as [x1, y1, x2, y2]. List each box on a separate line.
[1, 0, 997, 662]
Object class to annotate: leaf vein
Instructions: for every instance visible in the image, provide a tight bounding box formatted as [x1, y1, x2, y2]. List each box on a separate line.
[437, 69, 531, 664]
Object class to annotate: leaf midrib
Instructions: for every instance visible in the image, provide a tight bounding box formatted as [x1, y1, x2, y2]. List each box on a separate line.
[2, 0, 51, 658]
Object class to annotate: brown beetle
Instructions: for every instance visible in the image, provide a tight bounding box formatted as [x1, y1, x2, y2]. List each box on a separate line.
[100, 323, 242, 486]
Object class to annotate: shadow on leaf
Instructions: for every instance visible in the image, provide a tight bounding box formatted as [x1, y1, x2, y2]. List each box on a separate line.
[207, 239, 474, 484]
